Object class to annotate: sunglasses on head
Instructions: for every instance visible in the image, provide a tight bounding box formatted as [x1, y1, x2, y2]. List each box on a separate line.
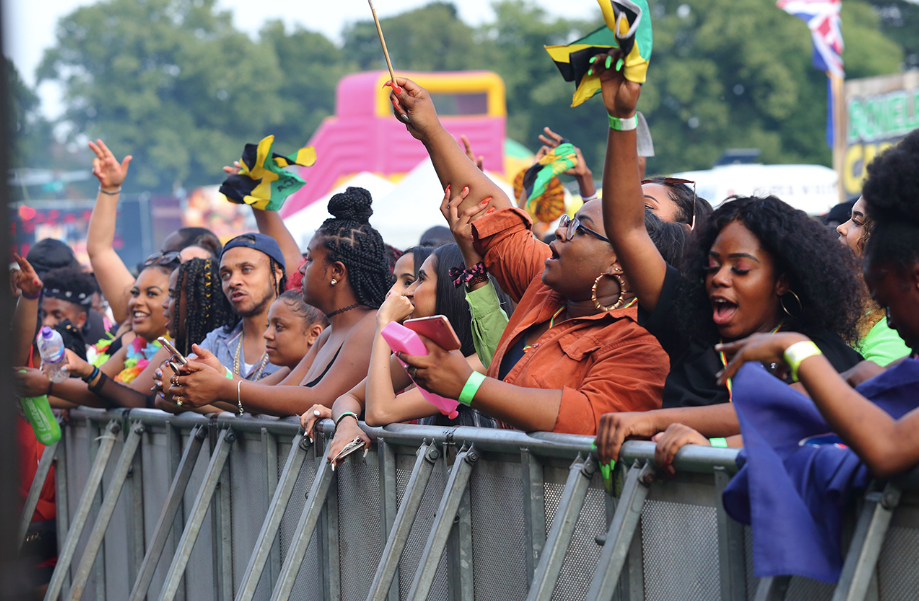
[144, 251, 182, 268]
[558, 214, 610, 244]
[642, 177, 697, 230]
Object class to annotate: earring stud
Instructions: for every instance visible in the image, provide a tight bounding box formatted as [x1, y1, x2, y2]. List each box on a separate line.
[331, 279, 337, 285]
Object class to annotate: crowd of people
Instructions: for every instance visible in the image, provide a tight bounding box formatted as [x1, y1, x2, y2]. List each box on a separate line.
[12, 47, 919, 590]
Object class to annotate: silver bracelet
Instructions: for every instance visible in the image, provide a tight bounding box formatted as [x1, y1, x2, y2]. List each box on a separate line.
[237, 379, 244, 416]
[98, 187, 122, 195]
[581, 192, 598, 202]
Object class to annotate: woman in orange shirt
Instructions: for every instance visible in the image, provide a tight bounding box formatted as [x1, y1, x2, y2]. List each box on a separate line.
[385, 78, 670, 435]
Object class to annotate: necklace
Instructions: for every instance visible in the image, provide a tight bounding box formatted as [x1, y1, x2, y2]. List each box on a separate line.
[717, 321, 784, 402]
[234, 330, 269, 380]
[327, 303, 361, 318]
[522, 306, 568, 354]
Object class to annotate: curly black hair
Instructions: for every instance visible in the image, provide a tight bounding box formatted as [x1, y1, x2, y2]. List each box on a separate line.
[862, 129, 919, 270]
[174, 258, 235, 355]
[678, 195, 865, 344]
[316, 187, 392, 309]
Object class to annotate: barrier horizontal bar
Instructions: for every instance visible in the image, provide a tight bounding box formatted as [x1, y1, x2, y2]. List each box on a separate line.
[619, 441, 742, 474]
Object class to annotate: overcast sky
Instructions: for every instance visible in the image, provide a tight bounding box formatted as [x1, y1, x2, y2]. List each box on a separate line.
[3, 0, 599, 117]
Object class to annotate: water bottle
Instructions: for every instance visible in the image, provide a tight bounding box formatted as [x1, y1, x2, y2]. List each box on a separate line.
[37, 326, 68, 383]
[18, 370, 61, 446]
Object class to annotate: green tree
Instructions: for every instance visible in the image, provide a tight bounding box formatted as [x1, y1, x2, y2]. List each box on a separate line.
[5, 58, 54, 168]
[38, 0, 287, 192]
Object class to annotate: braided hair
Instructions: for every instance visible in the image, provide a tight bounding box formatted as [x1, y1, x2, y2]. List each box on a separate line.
[174, 258, 235, 355]
[316, 187, 391, 309]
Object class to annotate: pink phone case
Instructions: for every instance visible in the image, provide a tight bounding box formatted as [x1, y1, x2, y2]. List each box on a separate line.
[381, 322, 460, 419]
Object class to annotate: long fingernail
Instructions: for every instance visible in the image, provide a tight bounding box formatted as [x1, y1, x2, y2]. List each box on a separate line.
[587, 68, 594, 76]
[605, 56, 613, 69]
[589, 56, 598, 64]
[445, 184, 450, 194]
[462, 186, 469, 194]
[393, 85, 403, 94]
[486, 207, 496, 214]
[616, 58, 624, 71]
[480, 198, 490, 205]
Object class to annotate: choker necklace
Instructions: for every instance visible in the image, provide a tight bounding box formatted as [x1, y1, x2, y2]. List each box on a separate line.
[327, 303, 361, 318]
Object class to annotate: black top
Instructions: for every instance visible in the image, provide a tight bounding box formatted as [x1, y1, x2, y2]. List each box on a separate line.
[303, 345, 343, 388]
[638, 264, 864, 408]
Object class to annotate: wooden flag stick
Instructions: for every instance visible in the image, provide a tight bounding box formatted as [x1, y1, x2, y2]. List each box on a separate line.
[368, 0, 397, 85]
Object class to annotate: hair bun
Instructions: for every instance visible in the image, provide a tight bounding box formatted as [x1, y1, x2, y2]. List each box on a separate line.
[327, 187, 374, 223]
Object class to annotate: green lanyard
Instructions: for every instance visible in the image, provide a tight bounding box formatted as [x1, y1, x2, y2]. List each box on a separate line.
[717, 321, 783, 403]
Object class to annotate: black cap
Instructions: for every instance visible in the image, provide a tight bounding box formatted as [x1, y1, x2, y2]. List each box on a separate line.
[27, 239, 79, 277]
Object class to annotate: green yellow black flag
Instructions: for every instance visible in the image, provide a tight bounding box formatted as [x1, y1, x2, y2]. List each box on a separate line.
[219, 135, 317, 211]
[545, 0, 653, 107]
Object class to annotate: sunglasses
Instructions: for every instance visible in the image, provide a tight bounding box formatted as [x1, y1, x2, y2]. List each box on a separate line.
[642, 177, 697, 230]
[558, 214, 610, 244]
[144, 251, 182, 268]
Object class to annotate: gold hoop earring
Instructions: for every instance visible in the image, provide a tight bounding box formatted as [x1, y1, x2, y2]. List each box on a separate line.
[592, 271, 629, 312]
[780, 290, 803, 317]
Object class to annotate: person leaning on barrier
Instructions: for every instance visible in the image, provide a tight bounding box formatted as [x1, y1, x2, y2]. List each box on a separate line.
[379, 77, 669, 436]
[303, 243, 509, 463]
[591, 48, 866, 465]
[169, 189, 393, 417]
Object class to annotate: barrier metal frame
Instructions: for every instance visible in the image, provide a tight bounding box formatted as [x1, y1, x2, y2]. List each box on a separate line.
[23, 407, 919, 601]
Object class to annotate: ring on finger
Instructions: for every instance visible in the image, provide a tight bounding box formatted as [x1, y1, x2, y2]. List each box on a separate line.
[174, 397, 183, 406]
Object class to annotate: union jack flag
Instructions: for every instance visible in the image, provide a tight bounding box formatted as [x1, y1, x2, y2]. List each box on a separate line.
[777, 0, 844, 77]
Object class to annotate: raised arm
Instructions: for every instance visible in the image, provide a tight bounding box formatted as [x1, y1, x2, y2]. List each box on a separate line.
[223, 161, 303, 275]
[388, 78, 512, 217]
[86, 139, 135, 324]
[11, 254, 42, 367]
[595, 52, 668, 311]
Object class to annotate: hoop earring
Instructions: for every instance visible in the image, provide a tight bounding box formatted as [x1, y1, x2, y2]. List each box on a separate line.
[780, 290, 803, 317]
[592, 271, 629, 312]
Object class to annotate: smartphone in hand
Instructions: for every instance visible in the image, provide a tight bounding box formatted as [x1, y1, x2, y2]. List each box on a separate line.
[403, 316, 462, 351]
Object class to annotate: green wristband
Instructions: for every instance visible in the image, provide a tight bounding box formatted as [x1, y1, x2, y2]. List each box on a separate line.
[458, 372, 486, 406]
[709, 437, 728, 448]
[608, 114, 638, 131]
[335, 411, 359, 428]
[224, 366, 233, 379]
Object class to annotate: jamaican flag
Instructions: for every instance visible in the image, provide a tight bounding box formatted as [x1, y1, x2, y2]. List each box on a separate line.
[545, 0, 653, 107]
[514, 142, 576, 222]
[219, 135, 317, 212]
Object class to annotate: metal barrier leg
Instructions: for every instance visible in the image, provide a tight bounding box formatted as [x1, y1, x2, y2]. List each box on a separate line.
[128, 425, 207, 601]
[18, 435, 61, 549]
[269, 441, 336, 601]
[521, 448, 547, 580]
[157, 428, 236, 601]
[366, 442, 440, 601]
[832, 483, 901, 601]
[715, 467, 748, 601]
[236, 434, 313, 601]
[754, 576, 791, 601]
[584, 461, 653, 601]
[406, 445, 479, 601]
[69, 422, 145, 600]
[525, 454, 596, 601]
[44, 420, 121, 601]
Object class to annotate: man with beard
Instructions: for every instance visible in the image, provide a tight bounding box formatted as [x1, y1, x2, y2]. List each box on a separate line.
[196, 233, 287, 380]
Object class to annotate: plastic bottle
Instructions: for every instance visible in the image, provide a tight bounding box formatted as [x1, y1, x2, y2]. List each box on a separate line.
[18, 370, 62, 446]
[37, 326, 68, 383]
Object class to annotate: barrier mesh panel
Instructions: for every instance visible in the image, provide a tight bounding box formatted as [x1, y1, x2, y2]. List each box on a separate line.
[278, 453, 322, 601]
[65, 421, 98, 598]
[551, 483, 607, 601]
[336, 450, 384, 601]
[182, 435, 217, 600]
[229, 435, 272, 600]
[640, 499, 720, 601]
[101, 434, 131, 600]
[785, 576, 834, 600]
[744, 527, 757, 601]
[468, 463, 528, 601]
[878, 525, 919, 601]
[140, 430, 178, 600]
[396, 453, 450, 600]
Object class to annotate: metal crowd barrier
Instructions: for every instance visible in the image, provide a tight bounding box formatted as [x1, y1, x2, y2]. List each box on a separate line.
[22, 408, 919, 601]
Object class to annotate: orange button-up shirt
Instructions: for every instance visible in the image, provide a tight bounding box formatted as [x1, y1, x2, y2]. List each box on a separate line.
[472, 208, 667, 435]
